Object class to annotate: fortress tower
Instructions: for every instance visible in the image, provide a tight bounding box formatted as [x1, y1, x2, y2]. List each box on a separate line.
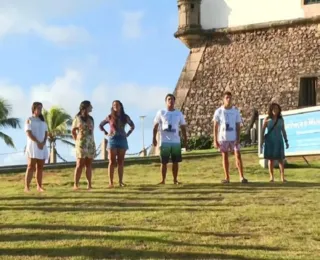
[174, 0, 203, 48]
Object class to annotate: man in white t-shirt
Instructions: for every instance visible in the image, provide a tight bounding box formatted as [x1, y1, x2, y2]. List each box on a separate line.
[153, 94, 187, 184]
[213, 91, 248, 184]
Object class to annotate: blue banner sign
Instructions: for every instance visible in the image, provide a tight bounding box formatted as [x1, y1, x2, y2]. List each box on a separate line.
[258, 106, 320, 157]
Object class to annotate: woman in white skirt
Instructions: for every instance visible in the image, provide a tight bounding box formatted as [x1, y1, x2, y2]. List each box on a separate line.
[24, 102, 49, 192]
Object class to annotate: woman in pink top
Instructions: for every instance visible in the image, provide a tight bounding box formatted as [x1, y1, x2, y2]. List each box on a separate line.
[99, 100, 135, 188]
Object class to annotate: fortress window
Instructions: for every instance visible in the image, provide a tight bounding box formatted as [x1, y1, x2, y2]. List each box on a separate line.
[299, 77, 317, 107]
[304, 0, 320, 5]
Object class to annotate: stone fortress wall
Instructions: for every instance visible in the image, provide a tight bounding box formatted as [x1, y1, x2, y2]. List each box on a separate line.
[174, 0, 320, 137]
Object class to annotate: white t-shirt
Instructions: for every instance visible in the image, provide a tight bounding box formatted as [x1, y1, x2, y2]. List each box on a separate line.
[25, 116, 49, 160]
[213, 106, 242, 142]
[154, 109, 186, 144]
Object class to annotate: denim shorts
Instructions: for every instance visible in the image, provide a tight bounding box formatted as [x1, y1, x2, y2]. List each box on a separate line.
[108, 134, 128, 150]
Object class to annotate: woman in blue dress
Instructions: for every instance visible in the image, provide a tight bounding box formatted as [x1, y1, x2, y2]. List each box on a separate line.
[261, 103, 289, 182]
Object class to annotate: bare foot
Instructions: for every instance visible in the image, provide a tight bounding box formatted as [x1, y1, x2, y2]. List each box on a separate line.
[108, 184, 114, 189]
[87, 186, 92, 191]
[158, 181, 165, 185]
[174, 181, 182, 185]
[24, 187, 30, 193]
[282, 179, 287, 183]
[73, 186, 79, 190]
[119, 183, 126, 187]
[37, 187, 45, 192]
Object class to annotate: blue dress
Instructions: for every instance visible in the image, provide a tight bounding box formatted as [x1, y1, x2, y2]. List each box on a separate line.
[264, 118, 285, 160]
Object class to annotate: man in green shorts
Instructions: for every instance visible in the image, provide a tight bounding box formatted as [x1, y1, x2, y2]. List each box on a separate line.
[152, 94, 188, 184]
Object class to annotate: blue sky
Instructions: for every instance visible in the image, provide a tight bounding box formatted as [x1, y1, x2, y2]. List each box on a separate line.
[0, 0, 188, 165]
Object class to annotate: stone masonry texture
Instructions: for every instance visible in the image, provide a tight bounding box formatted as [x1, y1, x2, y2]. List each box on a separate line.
[177, 22, 320, 137]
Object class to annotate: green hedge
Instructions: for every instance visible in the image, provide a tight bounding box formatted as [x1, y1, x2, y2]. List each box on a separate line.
[181, 136, 213, 150]
[182, 132, 247, 150]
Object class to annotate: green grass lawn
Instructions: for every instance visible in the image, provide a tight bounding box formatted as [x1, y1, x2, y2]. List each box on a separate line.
[0, 153, 319, 260]
[183, 146, 257, 154]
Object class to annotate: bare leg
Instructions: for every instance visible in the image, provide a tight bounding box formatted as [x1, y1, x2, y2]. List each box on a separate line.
[85, 157, 93, 190]
[117, 149, 126, 186]
[235, 151, 245, 181]
[35, 159, 45, 192]
[222, 152, 230, 181]
[108, 149, 117, 187]
[159, 163, 167, 184]
[172, 162, 179, 184]
[268, 160, 274, 182]
[25, 158, 36, 192]
[278, 160, 286, 182]
[74, 158, 84, 190]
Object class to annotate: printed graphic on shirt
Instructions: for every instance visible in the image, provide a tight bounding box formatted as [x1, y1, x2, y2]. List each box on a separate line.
[154, 109, 186, 144]
[213, 106, 242, 142]
[162, 113, 178, 133]
[224, 112, 234, 132]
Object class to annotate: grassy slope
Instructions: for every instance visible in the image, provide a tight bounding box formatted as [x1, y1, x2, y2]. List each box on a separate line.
[0, 152, 319, 260]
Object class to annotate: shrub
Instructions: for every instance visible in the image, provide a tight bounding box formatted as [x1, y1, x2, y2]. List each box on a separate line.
[181, 131, 247, 150]
[183, 135, 213, 150]
[240, 131, 247, 142]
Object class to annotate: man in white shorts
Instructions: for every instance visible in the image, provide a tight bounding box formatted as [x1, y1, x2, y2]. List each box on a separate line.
[213, 91, 248, 184]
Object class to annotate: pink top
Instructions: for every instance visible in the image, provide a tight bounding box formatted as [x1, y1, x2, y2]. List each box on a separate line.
[99, 114, 134, 137]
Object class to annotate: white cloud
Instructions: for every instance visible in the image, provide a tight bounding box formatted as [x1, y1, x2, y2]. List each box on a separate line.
[0, 0, 106, 18]
[121, 11, 144, 39]
[0, 69, 85, 119]
[32, 24, 90, 45]
[0, 81, 26, 118]
[31, 69, 85, 116]
[92, 83, 171, 112]
[2, 152, 26, 166]
[0, 0, 102, 45]
[0, 69, 171, 120]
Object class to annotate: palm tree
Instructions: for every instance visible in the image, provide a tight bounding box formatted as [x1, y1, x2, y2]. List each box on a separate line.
[0, 98, 21, 148]
[43, 106, 75, 163]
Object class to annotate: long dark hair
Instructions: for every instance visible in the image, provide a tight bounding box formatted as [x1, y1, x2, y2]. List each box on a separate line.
[268, 103, 282, 119]
[110, 100, 127, 125]
[32, 102, 44, 122]
[77, 100, 93, 121]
